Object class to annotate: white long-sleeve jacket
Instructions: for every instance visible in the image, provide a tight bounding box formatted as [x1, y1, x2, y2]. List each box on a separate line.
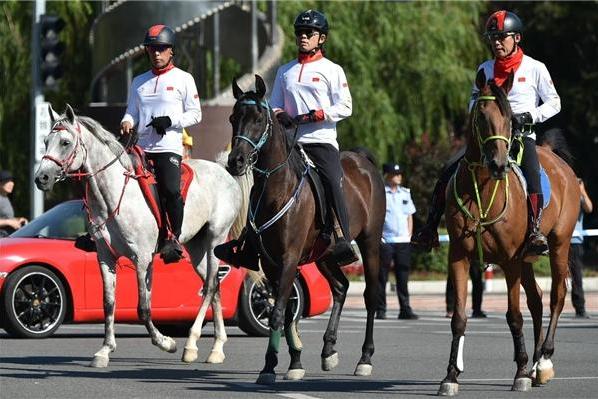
[270, 55, 352, 150]
[121, 67, 202, 155]
[469, 54, 560, 140]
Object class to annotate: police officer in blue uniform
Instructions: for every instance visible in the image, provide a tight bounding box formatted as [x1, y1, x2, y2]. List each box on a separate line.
[376, 163, 419, 320]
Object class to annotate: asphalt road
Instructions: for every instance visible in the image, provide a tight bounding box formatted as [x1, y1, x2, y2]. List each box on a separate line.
[1, 302, 597, 399]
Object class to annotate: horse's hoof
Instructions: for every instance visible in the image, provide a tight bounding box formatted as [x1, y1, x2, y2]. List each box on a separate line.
[354, 363, 373, 376]
[321, 352, 338, 371]
[182, 347, 198, 363]
[512, 377, 532, 392]
[90, 355, 109, 368]
[161, 336, 177, 353]
[536, 358, 555, 385]
[206, 350, 225, 364]
[284, 368, 305, 380]
[256, 372, 276, 385]
[437, 382, 459, 396]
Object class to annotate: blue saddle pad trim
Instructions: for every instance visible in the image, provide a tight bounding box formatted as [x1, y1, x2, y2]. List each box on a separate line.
[540, 167, 551, 209]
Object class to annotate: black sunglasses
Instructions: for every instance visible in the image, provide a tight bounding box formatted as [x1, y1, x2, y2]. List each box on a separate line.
[486, 32, 514, 42]
[147, 44, 171, 53]
[294, 29, 320, 38]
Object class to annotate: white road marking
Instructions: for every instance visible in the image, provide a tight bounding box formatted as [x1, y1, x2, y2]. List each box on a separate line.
[277, 393, 322, 399]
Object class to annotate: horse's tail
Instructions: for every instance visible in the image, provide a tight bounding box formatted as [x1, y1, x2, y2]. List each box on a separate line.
[215, 150, 253, 240]
[348, 146, 378, 167]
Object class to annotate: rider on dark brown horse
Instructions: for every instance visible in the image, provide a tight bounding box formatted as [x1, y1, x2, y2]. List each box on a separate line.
[215, 10, 357, 269]
[411, 10, 561, 259]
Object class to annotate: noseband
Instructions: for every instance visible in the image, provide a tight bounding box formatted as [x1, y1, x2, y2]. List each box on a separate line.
[41, 120, 86, 181]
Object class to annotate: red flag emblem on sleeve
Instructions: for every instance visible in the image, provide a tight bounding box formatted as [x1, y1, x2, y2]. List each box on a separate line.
[312, 77, 320, 82]
[342, 83, 348, 88]
[518, 77, 526, 82]
[166, 86, 174, 91]
[194, 94, 199, 99]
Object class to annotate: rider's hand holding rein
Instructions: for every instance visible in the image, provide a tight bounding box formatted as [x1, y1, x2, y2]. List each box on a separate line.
[120, 121, 133, 135]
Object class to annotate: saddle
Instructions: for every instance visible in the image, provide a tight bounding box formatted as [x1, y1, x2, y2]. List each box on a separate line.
[128, 145, 194, 230]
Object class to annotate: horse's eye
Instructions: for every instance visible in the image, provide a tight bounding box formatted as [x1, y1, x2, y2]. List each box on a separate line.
[229, 115, 234, 123]
[61, 139, 71, 147]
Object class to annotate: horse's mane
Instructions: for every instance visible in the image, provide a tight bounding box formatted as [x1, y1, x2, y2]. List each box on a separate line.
[488, 80, 512, 118]
[77, 115, 132, 170]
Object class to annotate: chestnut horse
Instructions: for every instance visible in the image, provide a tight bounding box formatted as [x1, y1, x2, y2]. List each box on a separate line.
[438, 69, 580, 396]
[227, 75, 385, 384]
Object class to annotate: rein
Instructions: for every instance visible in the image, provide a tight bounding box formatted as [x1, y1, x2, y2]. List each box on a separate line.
[234, 98, 307, 238]
[454, 94, 513, 266]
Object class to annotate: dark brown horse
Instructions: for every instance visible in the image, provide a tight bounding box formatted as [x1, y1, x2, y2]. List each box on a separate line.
[227, 75, 385, 384]
[438, 69, 580, 396]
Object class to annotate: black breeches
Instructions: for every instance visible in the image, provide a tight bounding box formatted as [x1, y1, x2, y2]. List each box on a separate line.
[377, 243, 413, 311]
[517, 136, 541, 194]
[147, 152, 184, 237]
[302, 143, 351, 239]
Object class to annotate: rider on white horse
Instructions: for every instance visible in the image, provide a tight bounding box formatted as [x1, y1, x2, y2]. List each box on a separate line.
[120, 24, 202, 262]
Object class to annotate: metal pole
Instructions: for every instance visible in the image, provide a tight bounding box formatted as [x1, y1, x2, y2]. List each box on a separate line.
[251, 1, 257, 73]
[213, 11, 220, 95]
[30, 0, 45, 219]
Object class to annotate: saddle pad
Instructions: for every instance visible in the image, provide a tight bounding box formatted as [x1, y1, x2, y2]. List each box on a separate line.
[512, 164, 551, 209]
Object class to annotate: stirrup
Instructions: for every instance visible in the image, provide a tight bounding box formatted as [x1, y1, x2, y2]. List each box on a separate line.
[325, 239, 358, 267]
[522, 233, 548, 262]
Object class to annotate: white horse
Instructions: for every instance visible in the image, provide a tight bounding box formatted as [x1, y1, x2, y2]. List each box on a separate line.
[34, 104, 251, 368]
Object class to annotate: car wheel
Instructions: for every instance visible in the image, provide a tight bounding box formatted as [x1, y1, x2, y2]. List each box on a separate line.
[238, 276, 304, 337]
[1, 266, 67, 338]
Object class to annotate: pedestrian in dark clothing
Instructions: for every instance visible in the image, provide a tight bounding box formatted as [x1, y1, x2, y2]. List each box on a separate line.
[570, 178, 593, 318]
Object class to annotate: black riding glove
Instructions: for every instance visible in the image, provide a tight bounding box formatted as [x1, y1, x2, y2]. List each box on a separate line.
[512, 112, 533, 131]
[276, 112, 295, 129]
[146, 116, 172, 136]
[294, 110, 320, 125]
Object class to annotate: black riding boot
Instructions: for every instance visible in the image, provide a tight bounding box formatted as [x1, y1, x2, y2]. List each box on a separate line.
[522, 193, 548, 260]
[214, 229, 260, 271]
[160, 196, 184, 264]
[411, 179, 446, 252]
[327, 204, 358, 267]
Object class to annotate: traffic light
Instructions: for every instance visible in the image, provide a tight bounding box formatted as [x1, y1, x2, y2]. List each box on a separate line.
[39, 14, 65, 90]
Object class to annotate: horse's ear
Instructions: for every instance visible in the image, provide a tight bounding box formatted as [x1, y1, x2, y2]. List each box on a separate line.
[475, 68, 487, 90]
[232, 77, 243, 100]
[501, 72, 515, 94]
[48, 104, 59, 124]
[65, 104, 76, 124]
[255, 74, 266, 99]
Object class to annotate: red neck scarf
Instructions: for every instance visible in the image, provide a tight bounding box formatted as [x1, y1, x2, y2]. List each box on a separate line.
[152, 62, 175, 76]
[298, 49, 323, 64]
[493, 47, 524, 86]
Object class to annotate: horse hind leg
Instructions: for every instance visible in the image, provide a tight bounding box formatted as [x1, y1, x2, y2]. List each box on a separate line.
[315, 258, 349, 372]
[136, 254, 176, 354]
[536, 237, 569, 385]
[353, 235, 381, 377]
[284, 300, 305, 381]
[90, 255, 118, 368]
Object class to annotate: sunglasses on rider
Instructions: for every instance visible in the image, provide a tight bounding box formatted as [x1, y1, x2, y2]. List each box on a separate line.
[486, 32, 514, 42]
[147, 44, 171, 53]
[294, 29, 320, 38]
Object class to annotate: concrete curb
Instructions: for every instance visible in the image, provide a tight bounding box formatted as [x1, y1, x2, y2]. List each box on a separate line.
[347, 276, 598, 296]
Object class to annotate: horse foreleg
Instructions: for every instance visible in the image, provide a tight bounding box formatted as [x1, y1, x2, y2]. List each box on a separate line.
[536, 243, 568, 385]
[438, 255, 469, 396]
[283, 300, 305, 381]
[256, 264, 296, 385]
[206, 289, 227, 364]
[504, 268, 532, 392]
[91, 256, 117, 368]
[136, 257, 176, 354]
[317, 260, 349, 372]
[520, 261, 545, 383]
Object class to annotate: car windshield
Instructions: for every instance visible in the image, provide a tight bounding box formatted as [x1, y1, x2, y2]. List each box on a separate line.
[11, 201, 88, 240]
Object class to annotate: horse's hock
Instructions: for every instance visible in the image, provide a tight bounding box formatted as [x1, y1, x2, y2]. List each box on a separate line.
[87, 0, 284, 161]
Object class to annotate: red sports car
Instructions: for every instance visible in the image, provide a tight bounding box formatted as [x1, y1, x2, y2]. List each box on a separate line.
[0, 200, 331, 338]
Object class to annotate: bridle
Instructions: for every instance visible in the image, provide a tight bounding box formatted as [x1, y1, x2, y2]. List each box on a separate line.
[470, 95, 513, 164]
[42, 119, 131, 181]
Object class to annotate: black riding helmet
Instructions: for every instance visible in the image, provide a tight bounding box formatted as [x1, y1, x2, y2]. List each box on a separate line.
[484, 10, 523, 38]
[144, 24, 176, 48]
[294, 10, 329, 35]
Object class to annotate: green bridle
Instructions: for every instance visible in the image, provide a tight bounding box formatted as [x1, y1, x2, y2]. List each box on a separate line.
[453, 94, 514, 266]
